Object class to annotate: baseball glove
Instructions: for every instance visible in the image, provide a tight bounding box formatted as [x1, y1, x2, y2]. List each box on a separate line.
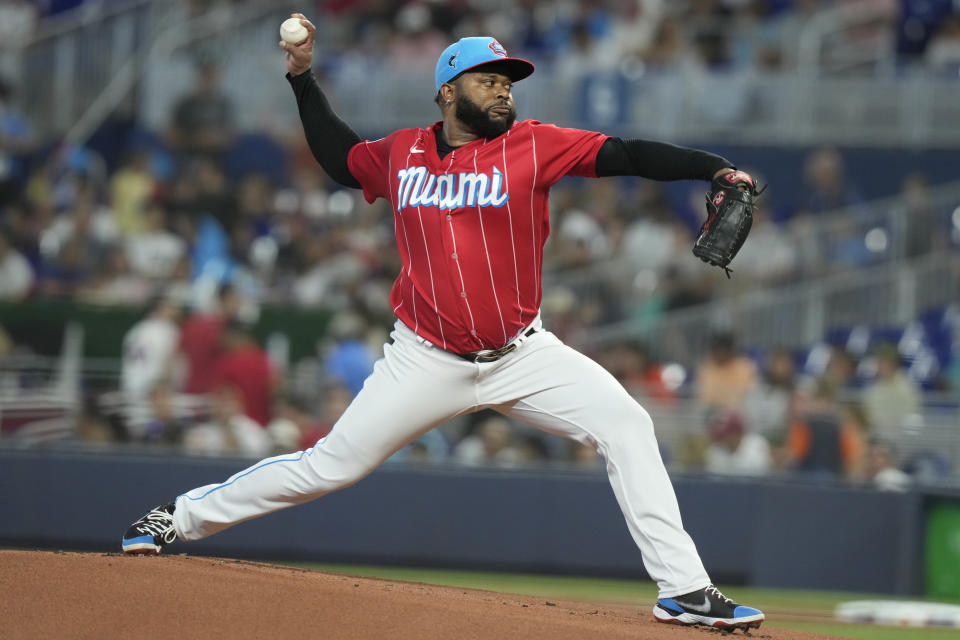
[693, 170, 762, 277]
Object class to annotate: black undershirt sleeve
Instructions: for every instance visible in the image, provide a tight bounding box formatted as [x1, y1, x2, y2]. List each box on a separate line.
[287, 70, 362, 189]
[594, 137, 733, 181]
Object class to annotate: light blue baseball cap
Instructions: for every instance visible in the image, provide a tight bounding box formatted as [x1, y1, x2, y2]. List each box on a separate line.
[435, 37, 535, 93]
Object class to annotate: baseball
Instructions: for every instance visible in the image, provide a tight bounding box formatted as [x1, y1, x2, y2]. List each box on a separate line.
[280, 17, 308, 45]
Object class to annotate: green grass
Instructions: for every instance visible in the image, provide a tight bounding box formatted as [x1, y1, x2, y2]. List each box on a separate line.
[286, 562, 960, 640]
[770, 621, 960, 640]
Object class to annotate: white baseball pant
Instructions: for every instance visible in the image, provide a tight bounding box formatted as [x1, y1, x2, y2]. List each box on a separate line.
[172, 319, 710, 597]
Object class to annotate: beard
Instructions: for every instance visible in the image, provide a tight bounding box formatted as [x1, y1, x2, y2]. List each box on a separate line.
[455, 93, 516, 139]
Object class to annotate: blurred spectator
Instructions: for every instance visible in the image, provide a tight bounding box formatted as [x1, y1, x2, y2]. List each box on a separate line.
[321, 311, 376, 396]
[552, 207, 610, 270]
[840, 402, 871, 478]
[141, 382, 189, 445]
[802, 147, 865, 216]
[662, 261, 712, 311]
[0, 320, 10, 358]
[599, 340, 676, 403]
[35, 175, 117, 297]
[730, 208, 797, 284]
[826, 216, 874, 269]
[3, 199, 44, 265]
[232, 172, 277, 277]
[644, 14, 687, 68]
[861, 344, 921, 440]
[78, 245, 152, 305]
[179, 282, 242, 394]
[268, 392, 329, 453]
[539, 284, 586, 344]
[291, 230, 367, 308]
[183, 386, 272, 457]
[824, 347, 859, 392]
[274, 162, 330, 222]
[618, 195, 676, 274]
[110, 150, 158, 236]
[865, 439, 911, 491]
[167, 62, 235, 158]
[121, 296, 182, 400]
[453, 411, 522, 467]
[38, 177, 117, 267]
[743, 347, 796, 438]
[786, 212, 825, 278]
[594, 0, 665, 69]
[387, 3, 448, 71]
[189, 156, 236, 231]
[925, 12, 960, 72]
[297, 382, 353, 450]
[0, 227, 33, 299]
[38, 236, 96, 298]
[704, 411, 773, 476]
[568, 440, 605, 471]
[897, 172, 948, 258]
[0, 76, 33, 206]
[0, 1, 38, 52]
[517, 433, 550, 466]
[557, 21, 609, 84]
[211, 320, 276, 427]
[164, 255, 196, 307]
[695, 330, 758, 417]
[788, 378, 860, 477]
[390, 429, 450, 465]
[125, 201, 187, 281]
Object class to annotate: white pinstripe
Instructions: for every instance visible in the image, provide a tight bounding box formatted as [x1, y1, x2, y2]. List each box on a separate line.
[529, 130, 540, 303]
[387, 152, 405, 318]
[501, 133, 522, 326]
[397, 151, 418, 333]
[415, 168, 446, 349]
[473, 146, 508, 344]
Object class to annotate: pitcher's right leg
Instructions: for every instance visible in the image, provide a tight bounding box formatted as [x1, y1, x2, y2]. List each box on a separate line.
[122, 321, 476, 550]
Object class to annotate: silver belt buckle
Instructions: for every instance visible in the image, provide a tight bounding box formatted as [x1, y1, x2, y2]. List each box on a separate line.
[472, 343, 517, 363]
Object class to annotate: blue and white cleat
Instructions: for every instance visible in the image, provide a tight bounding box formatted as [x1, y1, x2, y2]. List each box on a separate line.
[121, 503, 177, 554]
[653, 584, 764, 632]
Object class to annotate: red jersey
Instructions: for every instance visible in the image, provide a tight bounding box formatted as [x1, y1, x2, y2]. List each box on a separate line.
[179, 314, 225, 394]
[213, 345, 274, 427]
[348, 120, 607, 353]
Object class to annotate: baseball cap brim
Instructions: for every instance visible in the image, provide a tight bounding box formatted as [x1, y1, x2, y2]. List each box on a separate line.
[448, 58, 535, 86]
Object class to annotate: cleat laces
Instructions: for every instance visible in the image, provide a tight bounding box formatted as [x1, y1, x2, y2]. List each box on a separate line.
[136, 510, 176, 543]
[706, 585, 735, 606]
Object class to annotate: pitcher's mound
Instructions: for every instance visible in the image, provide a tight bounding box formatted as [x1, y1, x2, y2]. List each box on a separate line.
[1, 550, 841, 639]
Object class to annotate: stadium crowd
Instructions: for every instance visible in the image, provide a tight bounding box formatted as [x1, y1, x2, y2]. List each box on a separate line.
[2, 0, 959, 485]
[64, 284, 934, 493]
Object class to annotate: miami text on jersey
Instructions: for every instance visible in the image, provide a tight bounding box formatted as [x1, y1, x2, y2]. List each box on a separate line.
[395, 166, 510, 211]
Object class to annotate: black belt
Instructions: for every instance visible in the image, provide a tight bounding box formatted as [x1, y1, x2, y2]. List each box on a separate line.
[455, 327, 537, 363]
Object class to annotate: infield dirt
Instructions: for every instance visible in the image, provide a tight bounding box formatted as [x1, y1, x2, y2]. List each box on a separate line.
[0, 550, 850, 639]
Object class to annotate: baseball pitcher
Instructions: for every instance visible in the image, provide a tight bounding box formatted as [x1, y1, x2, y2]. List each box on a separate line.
[122, 14, 763, 632]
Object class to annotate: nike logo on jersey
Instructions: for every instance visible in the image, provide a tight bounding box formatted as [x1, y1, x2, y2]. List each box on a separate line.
[396, 166, 510, 211]
[409, 145, 425, 154]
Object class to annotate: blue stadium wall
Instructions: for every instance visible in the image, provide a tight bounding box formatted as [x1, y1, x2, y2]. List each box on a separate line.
[0, 448, 936, 594]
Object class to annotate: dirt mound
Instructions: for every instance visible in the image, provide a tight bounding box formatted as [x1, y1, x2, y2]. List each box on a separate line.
[0, 550, 844, 639]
